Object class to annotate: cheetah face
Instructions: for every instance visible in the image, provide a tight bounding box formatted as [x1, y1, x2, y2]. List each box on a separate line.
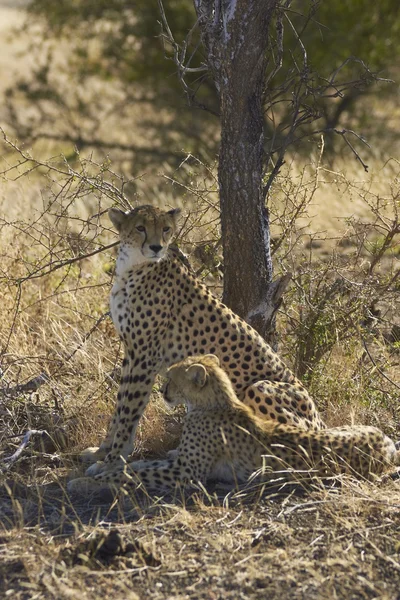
[109, 205, 181, 273]
[162, 377, 188, 408]
[163, 354, 222, 411]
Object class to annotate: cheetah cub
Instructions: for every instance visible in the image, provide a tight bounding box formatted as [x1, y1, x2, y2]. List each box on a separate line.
[84, 204, 323, 480]
[69, 355, 400, 495]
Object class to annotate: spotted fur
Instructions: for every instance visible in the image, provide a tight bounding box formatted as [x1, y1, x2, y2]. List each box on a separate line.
[84, 205, 323, 478]
[69, 355, 399, 494]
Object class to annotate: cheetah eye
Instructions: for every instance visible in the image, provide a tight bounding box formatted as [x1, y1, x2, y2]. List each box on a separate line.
[136, 226, 145, 232]
[163, 227, 171, 233]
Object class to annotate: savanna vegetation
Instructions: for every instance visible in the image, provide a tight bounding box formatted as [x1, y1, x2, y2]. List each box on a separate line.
[0, 1, 399, 599]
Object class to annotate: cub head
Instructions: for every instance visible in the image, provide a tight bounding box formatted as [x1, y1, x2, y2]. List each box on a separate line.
[163, 354, 232, 410]
[109, 204, 181, 273]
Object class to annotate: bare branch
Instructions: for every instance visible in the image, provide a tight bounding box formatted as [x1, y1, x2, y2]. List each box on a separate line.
[13, 240, 119, 284]
[2, 430, 48, 470]
[362, 339, 400, 393]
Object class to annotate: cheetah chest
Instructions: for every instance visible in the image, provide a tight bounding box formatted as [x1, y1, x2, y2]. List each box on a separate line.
[110, 280, 130, 339]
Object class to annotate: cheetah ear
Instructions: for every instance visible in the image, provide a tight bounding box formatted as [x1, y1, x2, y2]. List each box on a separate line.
[109, 207, 127, 231]
[166, 208, 181, 221]
[185, 364, 208, 388]
[203, 354, 220, 367]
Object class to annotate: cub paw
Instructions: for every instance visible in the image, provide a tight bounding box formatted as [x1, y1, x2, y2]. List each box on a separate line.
[80, 446, 108, 464]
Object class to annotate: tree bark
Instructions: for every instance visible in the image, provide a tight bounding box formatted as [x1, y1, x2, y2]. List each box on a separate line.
[194, 0, 289, 343]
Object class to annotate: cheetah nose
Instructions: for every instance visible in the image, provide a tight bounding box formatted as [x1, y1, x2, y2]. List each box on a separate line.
[149, 244, 163, 254]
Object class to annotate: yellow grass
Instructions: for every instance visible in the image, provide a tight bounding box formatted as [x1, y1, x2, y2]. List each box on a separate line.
[0, 5, 399, 600]
[0, 149, 399, 598]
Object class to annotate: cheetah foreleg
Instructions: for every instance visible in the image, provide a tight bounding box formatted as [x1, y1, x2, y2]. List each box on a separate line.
[81, 350, 132, 465]
[80, 415, 121, 465]
[86, 372, 158, 477]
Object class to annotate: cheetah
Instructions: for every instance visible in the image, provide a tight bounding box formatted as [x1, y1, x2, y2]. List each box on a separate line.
[69, 355, 400, 494]
[84, 205, 324, 479]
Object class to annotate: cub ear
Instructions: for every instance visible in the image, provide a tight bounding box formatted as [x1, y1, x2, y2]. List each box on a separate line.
[108, 208, 127, 231]
[185, 364, 208, 388]
[203, 354, 220, 367]
[166, 207, 182, 221]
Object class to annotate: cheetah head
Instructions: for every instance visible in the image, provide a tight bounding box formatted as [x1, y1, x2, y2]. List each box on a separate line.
[163, 354, 232, 411]
[109, 205, 181, 273]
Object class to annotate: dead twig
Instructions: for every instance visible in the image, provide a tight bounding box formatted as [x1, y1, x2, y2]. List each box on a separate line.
[2, 429, 48, 470]
[362, 339, 400, 393]
[14, 241, 119, 285]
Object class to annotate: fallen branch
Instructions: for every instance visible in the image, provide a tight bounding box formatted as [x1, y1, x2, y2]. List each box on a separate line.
[2, 429, 48, 470]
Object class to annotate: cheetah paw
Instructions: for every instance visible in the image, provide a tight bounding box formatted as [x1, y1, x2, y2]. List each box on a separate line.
[85, 458, 124, 478]
[80, 446, 107, 464]
[85, 461, 106, 477]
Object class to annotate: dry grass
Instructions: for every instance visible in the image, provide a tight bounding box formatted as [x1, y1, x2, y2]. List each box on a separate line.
[0, 156, 399, 598]
[1, 5, 400, 599]
[1, 478, 400, 599]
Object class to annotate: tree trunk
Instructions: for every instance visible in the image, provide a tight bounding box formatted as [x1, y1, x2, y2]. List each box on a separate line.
[194, 0, 290, 343]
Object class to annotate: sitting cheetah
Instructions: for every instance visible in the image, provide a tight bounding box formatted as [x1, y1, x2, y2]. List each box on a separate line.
[69, 355, 399, 494]
[85, 205, 324, 479]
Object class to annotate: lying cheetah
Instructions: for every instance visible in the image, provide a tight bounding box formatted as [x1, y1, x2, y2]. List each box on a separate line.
[84, 205, 324, 478]
[69, 355, 400, 494]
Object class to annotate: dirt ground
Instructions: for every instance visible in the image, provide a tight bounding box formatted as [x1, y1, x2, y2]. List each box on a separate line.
[0, 3, 400, 600]
[1, 469, 400, 600]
